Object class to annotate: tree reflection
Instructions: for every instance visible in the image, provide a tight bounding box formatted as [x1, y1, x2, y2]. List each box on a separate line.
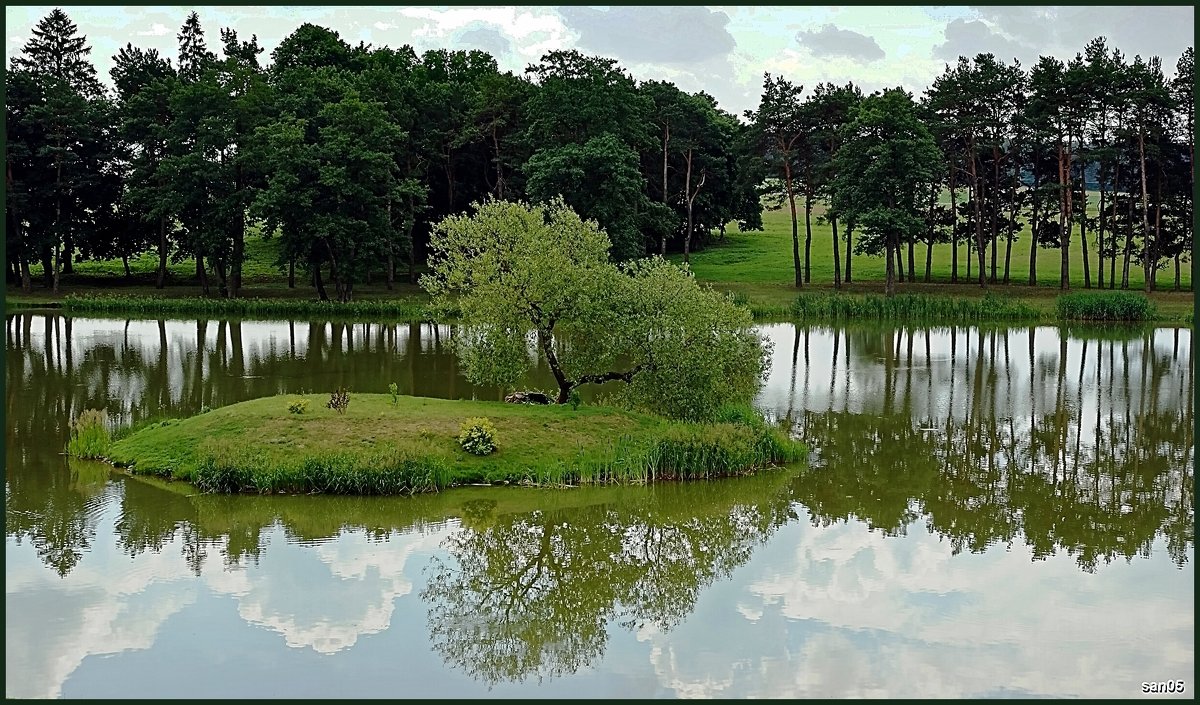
[793, 329, 1193, 573]
[422, 473, 798, 686]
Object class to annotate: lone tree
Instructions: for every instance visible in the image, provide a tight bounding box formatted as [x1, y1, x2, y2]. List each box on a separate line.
[422, 198, 769, 420]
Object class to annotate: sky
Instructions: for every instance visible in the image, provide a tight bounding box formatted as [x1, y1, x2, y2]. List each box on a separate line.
[5, 5, 1195, 116]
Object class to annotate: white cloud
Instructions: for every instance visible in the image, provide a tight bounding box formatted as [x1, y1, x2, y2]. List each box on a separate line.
[136, 22, 169, 37]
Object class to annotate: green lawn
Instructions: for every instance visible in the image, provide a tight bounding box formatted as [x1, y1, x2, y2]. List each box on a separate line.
[104, 393, 803, 494]
[674, 202, 1194, 321]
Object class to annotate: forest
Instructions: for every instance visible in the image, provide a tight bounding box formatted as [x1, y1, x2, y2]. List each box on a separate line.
[5, 9, 1195, 301]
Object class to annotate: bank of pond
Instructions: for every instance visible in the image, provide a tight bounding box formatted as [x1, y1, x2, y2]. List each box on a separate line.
[41, 288, 1181, 325]
[73, 394, 805, 495]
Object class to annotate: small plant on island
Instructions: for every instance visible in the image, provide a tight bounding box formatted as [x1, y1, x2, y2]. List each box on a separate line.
[328, 387, 350, 414]
[288, 398, 309, 414]
[458, 417, 498, 456]
[388, 382, 400, 406]
[67, 409, 111, 459]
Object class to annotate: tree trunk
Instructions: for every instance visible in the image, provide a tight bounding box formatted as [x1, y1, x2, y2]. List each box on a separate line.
[197, 254, 210, 297]
[991, 150, 1000, 283]
[1110, 162, 1120, 289]
[831, 215, 842, 289]
[784, 160, 801, 288]
[538, 327, 572, 404]
[386, 253, 394, 291]
[885, 234, 895, 296]
[1078, 155, 1090, 289]
[1122, 187, 1133, 289]
[660, 123, 670, 256]
[949, 163, 959, 283]
[896, 241, 905, 283]
[926, 181, 936, 282]
[1029, 150, 1039, 286]
[314, 260, 329, 301]
[969, 141, 986, 289]
[1138, 127, 1151, 291]
[1151, 167, 1162, 292]
[907, 231, 916, 285]
[1097, 181, 1106, 289]
[1058, 139, 1070, 291]
[20, 258, 32, 293]
[122, 254, 131, 279]
[156, 216, 168, 289]
[803, 168, 813, 284]
[844, 225, 853, 283]
[288, 256, 296, 288]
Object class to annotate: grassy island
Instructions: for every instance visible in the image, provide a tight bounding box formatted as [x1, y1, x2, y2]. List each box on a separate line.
[104, 394, 804, 495]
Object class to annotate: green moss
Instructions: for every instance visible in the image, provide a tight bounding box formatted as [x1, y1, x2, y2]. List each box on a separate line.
[107, 394, 805, 495]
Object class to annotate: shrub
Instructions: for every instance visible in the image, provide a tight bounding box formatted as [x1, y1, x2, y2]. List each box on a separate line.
[388, 382, 399, 406]
[327, 387, 350, 414]
[288, 399, 309, 414]
[458, 417, 498, 456]
[569, 389, 582, 411]
[1056, 292, 1157, 321]
[67, 409, 112, 459]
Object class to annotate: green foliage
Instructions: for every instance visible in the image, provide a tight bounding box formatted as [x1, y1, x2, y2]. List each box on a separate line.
[67, 409, 111, 459]
[388, 382, 399, 406]
[424, 198, 769, 420]
[287, 398, 309, 414]
[568, 389, 582, 411]
[1056, 292, 1157, 321]
[458, 417, 498, 456]
[327, 387, 350, 414]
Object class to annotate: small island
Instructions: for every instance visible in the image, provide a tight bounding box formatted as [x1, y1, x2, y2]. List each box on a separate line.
[103, 393, 804, 495]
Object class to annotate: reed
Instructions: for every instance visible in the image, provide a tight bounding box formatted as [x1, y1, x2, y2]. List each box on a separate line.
[790, 293, 1040, 322]
[1056, 291, 1158, 321]
[61, 294, 443, 321]
[66, 409, 112, 459]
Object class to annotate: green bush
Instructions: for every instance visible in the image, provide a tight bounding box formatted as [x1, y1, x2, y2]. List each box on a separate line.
[67, 409, 112, 459]
[327, 387, 350, 414]
[458, 417, 498, 456]
[388, 382, 399, 406]
[288, 399, 309, 414]
[1056, 292, 1157, 321]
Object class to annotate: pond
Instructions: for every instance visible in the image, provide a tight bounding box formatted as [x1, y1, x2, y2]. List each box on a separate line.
[5, 313, 1193, 698]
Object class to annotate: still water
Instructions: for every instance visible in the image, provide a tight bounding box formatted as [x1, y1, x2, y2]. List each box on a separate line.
[5, 314, 1194, 698]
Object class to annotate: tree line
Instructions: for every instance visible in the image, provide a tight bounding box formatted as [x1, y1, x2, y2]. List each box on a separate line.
[5, 9, 1194, 300]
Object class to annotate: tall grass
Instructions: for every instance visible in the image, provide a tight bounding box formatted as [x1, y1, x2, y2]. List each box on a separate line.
[790, 293, 1040, 322]
[67, 409, 112, 459]
[1056, 291, 1158, 321]
[61, 294, 444, 321]
[195, 445, 454, 495]
[576, 408, 805, 485]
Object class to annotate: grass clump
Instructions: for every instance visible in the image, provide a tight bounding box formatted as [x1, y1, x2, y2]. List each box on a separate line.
[287, 399, 309, 414]
[790, 293, 1039, 322]
[106, 394, 806, 495]
[458, 417, 498, 456]
[67, 409, 112, 459]
[1056, 291, 1157, 321]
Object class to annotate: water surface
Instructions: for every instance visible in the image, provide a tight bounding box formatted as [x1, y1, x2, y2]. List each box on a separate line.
[5, 314, 1193, 698]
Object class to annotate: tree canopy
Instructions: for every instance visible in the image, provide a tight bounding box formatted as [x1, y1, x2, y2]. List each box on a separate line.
[421, 198, 769, 419]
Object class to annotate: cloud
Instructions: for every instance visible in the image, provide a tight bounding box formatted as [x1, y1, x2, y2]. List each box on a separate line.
[455, 26, 513, 58]
[135, 22, 169, 38]
[796, 24, 885, 62]
[559, 6, 735, 64]
[933, 18, 1028, 63]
